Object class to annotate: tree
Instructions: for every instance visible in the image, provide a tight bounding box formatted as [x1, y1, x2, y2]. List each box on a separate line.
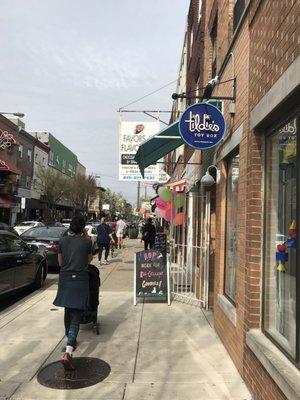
[102, 188, 133, 219]
[68, 174, 97, 213]
[36, 167, 70, 221]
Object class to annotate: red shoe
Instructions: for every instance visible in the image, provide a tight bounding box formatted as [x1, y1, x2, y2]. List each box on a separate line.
[61, 352, 75, 370]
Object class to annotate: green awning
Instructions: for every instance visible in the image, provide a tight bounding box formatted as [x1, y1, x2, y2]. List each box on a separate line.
[134, 121, 184, 177]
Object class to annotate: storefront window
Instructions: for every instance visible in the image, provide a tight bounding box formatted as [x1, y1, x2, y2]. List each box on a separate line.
[224, 152, 240, 303]
[264, 117, 298, 360]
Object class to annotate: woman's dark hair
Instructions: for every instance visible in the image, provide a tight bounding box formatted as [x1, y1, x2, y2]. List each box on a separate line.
[146, 217, 152, 224]
[70, 215, 86, 234]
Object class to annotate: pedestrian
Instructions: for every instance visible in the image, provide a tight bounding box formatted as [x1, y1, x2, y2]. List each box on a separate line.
[142, 217, 156, 250]
[116, 217, 127, 249]
[97, 217, 114, 265]
[53, 215, 93, 370]
[110, 223, 117, 257]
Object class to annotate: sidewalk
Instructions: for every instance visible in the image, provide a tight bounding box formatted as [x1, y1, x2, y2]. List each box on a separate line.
[0, 241, 251, 400]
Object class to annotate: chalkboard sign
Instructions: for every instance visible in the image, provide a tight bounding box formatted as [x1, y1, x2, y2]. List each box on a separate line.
[154, 233, 167, 254]
[134, 249, 170, 305]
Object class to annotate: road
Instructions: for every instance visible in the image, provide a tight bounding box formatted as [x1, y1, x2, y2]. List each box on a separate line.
[0, 240, 251, 400]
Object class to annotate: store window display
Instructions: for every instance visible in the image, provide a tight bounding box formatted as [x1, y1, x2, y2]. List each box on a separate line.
[224, 152, 240, 303]
[263, 116, 298, 362]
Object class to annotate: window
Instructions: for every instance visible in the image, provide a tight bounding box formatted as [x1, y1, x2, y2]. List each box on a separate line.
[18, 145, 23, 158]
[224, 152, 240, 303]
[198, 0, 202, 22]
[263, 116, 299, 364]
[27, 149, 32, 162]
[189, 29, 194, 59]
[233, 0, 245, 32]
[25, 176, 31, 189]
[6, 235, 28, 252]
[210, 15, 218, 79]
[68, 164, 74, 174]
[49, 151, 54, 165]
[0, 237, 9, 253]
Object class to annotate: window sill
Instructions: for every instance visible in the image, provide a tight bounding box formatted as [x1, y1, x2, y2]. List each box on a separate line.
[246, 329, 300, 400]
[217, 294, 236, 326]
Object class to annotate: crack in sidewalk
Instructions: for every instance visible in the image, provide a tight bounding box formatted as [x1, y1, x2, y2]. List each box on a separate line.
[132, 298, 145, 383]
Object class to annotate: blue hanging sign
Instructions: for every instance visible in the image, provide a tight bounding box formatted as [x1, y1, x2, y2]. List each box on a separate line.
[179, 102, 226, 150]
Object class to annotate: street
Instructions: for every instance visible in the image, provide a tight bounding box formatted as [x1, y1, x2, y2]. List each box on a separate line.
[0, 240, 251, 400]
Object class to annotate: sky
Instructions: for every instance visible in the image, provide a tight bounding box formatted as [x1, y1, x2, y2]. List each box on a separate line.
[0, 0, 189, 204]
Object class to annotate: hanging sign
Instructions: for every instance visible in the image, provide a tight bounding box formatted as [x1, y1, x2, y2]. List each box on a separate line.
[119, 121, 160, 182]
[179, 102, 226, 150]
[134, 249, 170, 305]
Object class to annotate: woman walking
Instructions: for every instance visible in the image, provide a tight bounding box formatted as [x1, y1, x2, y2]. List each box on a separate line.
[53, 215, 93, 370]
[142, 217, 156, 250]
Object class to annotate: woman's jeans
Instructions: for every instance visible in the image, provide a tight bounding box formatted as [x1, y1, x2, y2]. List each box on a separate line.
[64, 308, 81, 347]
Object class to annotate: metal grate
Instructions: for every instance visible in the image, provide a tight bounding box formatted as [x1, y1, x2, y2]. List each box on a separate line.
[37, 357, 111, 390]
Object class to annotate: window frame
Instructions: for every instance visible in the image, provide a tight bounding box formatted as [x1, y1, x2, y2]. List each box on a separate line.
[223, 148, 240, 306]
[262, 111, 300, 369]
[27, 149, 32, 162]
[233, 0, 245, 32]
[210, 15, 218, 79]
[18, 145, 23, 158]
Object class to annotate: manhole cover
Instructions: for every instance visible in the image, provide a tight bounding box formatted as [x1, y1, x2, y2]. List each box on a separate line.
[37, 357, 111, 389]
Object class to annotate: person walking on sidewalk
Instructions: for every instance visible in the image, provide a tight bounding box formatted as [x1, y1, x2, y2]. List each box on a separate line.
[97, 217, 114, 264]
[116, 217, 127, 249]
[53, 215, 93, 370]
[142, 217, 156, 250]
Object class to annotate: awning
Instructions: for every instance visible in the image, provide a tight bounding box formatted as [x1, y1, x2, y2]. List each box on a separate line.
[166, 179, 187, 193]
[134, 121, 184, 177]
[0, 160, 21, 174]
[0, 195, 16, 208]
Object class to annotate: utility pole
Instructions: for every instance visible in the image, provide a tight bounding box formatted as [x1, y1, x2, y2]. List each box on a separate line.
[137, 182, 141, 209]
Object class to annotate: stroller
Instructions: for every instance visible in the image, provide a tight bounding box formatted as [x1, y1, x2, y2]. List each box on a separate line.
[80, 265, 101, 335]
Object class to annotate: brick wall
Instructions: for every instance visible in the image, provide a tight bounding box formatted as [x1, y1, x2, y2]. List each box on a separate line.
[249, 0, 300, 110]
[187, 0, 300, 399]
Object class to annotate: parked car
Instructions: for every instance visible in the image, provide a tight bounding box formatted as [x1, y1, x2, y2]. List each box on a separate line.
[14, 221, 45, 236]
[0, 230, 48, 298]
[61, 219, 72, 228]
[85, 225, 98, 253]
[0, 222, 19, 236]
[20, 226, 68, 269]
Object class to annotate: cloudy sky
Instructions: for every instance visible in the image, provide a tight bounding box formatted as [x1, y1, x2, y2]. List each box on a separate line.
[0, 0, 189, 203]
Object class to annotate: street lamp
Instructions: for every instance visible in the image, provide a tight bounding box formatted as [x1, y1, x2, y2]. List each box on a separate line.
[200, 165, 220, 187]
[0, 112, 25, 118]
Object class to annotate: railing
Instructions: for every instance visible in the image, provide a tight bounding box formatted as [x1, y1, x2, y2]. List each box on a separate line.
[169, 242, 207, 306]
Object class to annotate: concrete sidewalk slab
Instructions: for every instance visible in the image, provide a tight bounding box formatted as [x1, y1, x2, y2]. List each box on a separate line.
[0, 382, 20, 400]
[0, 340, 60, 382]
[43, 337, 137, 374]
[1, 240, 251, 400]
[124, 382, 252, 400]
[11, 382, 126, 400]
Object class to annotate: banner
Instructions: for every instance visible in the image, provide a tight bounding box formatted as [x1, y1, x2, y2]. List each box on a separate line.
[119, 121, 160, 181]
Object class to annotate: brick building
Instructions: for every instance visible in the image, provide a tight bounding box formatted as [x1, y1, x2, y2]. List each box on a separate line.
[16, 129, 36, 221]
[0, 115, 21, 224]
[159, 1, 300, 399]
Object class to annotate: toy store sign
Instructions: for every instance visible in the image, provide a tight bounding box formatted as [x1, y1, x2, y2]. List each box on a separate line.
[179, 103, 226, 150]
